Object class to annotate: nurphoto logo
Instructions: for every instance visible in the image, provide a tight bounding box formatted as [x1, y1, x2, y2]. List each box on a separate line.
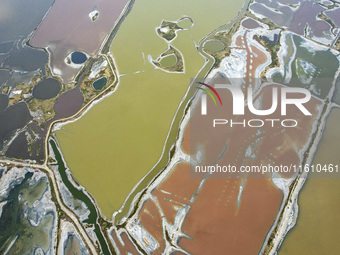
[196, 80, 313, 128]
[198, 82, 312, 116]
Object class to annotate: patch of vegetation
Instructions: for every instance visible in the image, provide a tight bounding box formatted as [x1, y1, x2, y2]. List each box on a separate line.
[208, 20, 241, 68]
[317, 12, 337, 32]
[12, 64, 72, 126]
[245, 10, 282, 81]
[80, 57, 116, 105]
[60, 82, 77, 94]
[8, 74, 43, 106]
[257, 33, 281, 66]
[253, 33, 282, 81]
[2, 86, 9, 94]
[28, 98, 56, 124]
[152, 46, 184, 72]
[156, 20, 182, 41]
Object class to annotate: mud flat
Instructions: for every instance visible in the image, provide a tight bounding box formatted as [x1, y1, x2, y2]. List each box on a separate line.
[58, 220, 89, 255]
[0, 166, 57, 254]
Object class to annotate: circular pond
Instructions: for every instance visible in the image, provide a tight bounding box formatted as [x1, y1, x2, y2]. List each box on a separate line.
[33, 78, 61, 99]
[71, 51, 87, 64]
[204, 40, 225, 52]
[92, 77, 107, 91]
